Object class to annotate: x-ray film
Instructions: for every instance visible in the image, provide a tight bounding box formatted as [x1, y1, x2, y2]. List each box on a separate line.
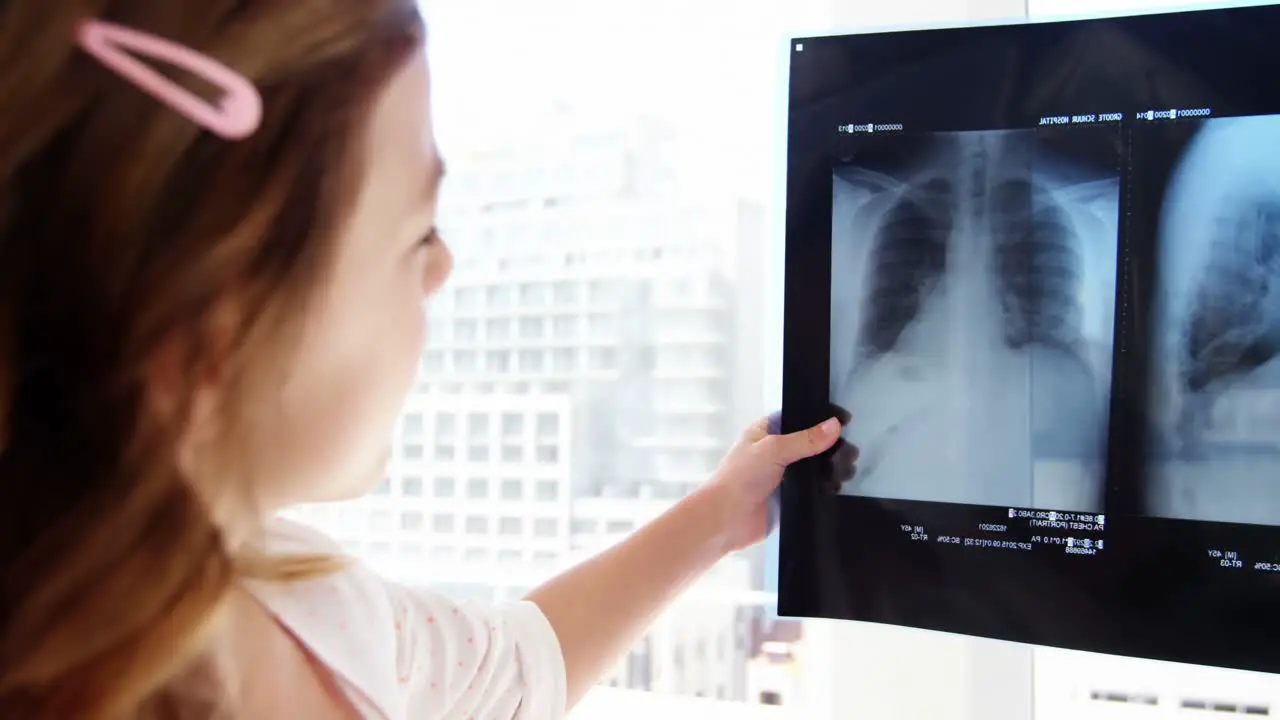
[779, 4, 1280, 674]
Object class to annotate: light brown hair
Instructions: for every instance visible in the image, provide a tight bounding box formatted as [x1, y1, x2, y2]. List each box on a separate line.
[0, 2, 424, 717]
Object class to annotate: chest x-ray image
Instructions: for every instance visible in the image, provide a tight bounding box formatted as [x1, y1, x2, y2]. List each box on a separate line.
[829, 128, 1119, 512]
[1147, 115, 1280, 526]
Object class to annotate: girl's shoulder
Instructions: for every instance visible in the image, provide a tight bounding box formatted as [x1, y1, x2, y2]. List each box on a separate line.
[248, 517, 404, 715]
[249, 516, 567, 720]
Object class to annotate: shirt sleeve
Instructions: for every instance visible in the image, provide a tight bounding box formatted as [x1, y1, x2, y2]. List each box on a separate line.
[383, 582, 567, 720]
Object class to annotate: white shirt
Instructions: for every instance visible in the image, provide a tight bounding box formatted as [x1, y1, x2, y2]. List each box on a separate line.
[248, 519, 567, 720]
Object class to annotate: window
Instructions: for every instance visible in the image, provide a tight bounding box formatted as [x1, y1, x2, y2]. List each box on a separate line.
[485, 318, 511, 340]
[536, 445, 559, 464]
[455, 286, 481, 310]
[551, 348, 576, 371]
[402, 442, 424, 460]
[401, 475, 423, 497]
[431, 514, 453, 533]
[403, 413, 424, 437]
[421, 350, 444, 373]
[374, 477, 390, 495]
[454, 350, 478, 372]
[434, 413, 455, 438]
[400, 511, 424, 531]
[517, 349, 543, 372]
[500, 478, 523, 500]
[552, 315, 577, 338]
[467, 412, 489, 436]
[535, 480, 559, 502]
[501, 413, 523, 436]
[518, 282, 548, 305]
[587, 312, 614, 336]
[518, 317, 543, 339]
[553, 281, 578, 303]
[454, 318, 478, 341]
[432, 476, 455, 498]
[283, 0, 1084, 716]
[486, 350, 511, 372]
[588, 281, 613, 304]
[467, 444, 489, 462]
[486, 285, 512, 308]
[588, 347, 616, 370]
[536, 413, 559, 437]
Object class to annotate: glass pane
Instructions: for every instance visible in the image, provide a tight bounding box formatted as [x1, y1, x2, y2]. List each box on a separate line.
[277, 0, 1090, 718]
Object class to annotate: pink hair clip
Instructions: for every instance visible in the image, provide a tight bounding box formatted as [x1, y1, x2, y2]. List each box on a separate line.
[76, 19, 263, 140]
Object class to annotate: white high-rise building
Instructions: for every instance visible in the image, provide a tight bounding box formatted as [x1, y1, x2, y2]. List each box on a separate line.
[424, 114, 757, 501]
[290, 112, 766, 700]
[285, 392, 573, 580]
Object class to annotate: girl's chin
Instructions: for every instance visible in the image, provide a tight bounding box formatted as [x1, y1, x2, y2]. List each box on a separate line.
[308, 449, 392, 504]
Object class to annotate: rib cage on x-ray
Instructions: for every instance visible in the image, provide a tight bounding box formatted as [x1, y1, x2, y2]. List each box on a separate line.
[831, 129, 1117, 512]
[1150, 115, 1280, 526]
[852, 144, 1090, 368]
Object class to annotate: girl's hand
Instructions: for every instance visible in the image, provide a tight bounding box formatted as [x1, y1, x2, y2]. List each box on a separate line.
[700, 411, 853, 553]
[768, 407, 858, 494]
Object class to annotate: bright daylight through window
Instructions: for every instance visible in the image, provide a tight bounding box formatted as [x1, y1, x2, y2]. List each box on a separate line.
[283, 0, 1280, 717]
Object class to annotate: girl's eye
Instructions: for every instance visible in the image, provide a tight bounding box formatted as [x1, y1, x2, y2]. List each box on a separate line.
[418, 227, 441, 248]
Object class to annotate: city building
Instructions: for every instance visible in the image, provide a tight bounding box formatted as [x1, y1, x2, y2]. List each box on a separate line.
[286, 393, 572, 578]
[595, 553, 755, 700]
[425, 114, 759, 501]
[289, 112, 769, 700]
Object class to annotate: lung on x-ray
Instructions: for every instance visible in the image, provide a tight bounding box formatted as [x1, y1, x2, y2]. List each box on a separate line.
[830, 129, 1118, 512]
[1146, 115, 1280, 526]
[777, 4, 1280, 676]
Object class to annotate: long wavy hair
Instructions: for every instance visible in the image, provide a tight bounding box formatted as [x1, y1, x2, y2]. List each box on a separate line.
[0, 1, 424, 717]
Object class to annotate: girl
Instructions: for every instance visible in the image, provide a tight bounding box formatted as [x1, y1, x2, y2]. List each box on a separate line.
[0, 2, 847, 719]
